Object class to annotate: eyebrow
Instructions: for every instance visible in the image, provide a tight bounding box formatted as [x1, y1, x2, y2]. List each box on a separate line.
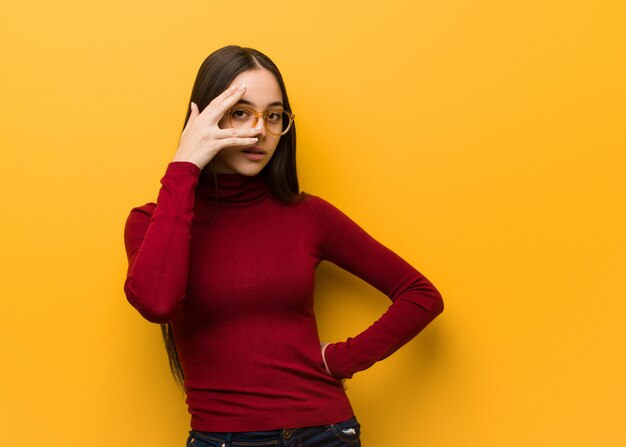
[236, 99, 284, 109]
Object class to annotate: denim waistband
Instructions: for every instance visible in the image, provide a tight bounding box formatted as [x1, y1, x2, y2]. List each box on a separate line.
[191, 424, 328, 445]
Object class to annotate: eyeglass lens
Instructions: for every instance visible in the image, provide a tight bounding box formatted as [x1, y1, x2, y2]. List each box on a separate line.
[229, 108, 292, 135]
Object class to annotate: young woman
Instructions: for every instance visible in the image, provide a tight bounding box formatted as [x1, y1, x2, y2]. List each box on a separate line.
[123, 45, 444, 447]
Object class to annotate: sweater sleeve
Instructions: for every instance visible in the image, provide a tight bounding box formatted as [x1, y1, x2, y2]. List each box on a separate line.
[308, 195, 444, 380]
[123, 161, 201, 323]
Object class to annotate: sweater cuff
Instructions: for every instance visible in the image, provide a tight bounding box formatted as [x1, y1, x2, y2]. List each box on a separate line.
[322, 342, 353, 380]
[155, 161, 201, 217]
[166, 160, 202, 176]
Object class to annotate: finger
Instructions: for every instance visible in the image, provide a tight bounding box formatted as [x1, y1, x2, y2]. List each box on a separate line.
[214, 83, 246, 106]
[189, 101, 199, 121]
[205, 85, 248, 125]
[219, 137, 259, 148]
[214, 127, 262, 139]
[182, 102, 199, 133]
[201, 84, 244, 116]
[207, 84, 241, 109]
[192, 86, 240, 123]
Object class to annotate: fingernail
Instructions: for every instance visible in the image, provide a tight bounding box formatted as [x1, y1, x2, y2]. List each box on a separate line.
[240, 83, 246, 90]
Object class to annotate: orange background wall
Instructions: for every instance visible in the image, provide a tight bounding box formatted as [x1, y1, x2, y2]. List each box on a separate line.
[1, 1, 624, 445]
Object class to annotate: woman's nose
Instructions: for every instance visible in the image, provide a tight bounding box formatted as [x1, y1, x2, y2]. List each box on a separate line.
[252, 117, 266, 137]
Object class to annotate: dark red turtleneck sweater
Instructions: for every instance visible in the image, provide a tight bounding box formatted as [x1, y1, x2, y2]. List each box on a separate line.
[123, 161, 443, 432]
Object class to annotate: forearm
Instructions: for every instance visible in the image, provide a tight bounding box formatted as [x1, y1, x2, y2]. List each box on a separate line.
[323, 275, 443, 379]
[124, 161, 200, 323]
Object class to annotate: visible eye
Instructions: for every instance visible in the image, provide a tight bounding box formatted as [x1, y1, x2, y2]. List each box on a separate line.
[230, 108, 252, 122]
[265, 110, 283, 124]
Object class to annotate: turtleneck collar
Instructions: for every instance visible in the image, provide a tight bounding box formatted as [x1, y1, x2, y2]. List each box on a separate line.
[196, 167, 270, 207]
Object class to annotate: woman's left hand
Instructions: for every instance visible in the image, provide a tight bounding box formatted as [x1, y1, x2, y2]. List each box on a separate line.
[320, 342, 348, 390]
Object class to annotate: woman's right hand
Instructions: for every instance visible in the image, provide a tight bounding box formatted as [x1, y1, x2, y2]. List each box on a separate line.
[172, 84, 261, 169]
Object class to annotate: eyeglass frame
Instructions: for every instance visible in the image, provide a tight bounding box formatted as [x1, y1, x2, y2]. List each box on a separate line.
[225, 105, 295, 136]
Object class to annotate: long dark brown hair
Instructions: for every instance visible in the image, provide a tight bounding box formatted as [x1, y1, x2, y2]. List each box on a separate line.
[161, 45, 302, 392]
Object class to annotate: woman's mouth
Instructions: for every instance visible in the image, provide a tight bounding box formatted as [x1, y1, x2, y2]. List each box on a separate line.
[242, 147, 266, 161]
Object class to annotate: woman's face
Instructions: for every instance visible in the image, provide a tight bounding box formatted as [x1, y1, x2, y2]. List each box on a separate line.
[213, 68, 284, 175]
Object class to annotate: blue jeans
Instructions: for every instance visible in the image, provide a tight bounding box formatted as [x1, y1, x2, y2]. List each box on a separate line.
[185, 416, 361, 447]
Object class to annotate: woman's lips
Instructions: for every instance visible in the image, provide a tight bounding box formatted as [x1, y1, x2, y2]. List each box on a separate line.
[242, 147, 266, 161]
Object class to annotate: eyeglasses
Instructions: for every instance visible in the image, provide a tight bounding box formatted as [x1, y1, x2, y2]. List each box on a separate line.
[226, 106, 295, 136]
